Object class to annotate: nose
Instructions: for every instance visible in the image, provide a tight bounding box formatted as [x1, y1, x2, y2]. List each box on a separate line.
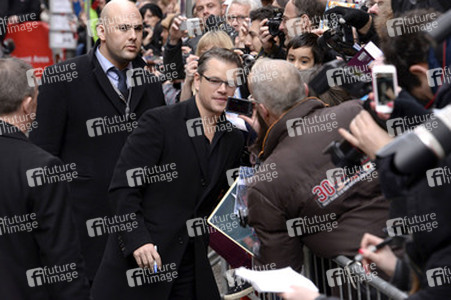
[279, 21, 284, 33]
[368, 3, 379, 15]
[130, 28, 138, 40]
[294, 61, 302, 71]
[217, 82, 228, 93]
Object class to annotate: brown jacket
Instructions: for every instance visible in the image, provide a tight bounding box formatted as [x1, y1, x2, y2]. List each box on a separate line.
[247, 98, 389, 272]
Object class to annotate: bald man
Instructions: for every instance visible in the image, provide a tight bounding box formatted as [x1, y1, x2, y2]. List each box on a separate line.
[30, 0, 166, 282]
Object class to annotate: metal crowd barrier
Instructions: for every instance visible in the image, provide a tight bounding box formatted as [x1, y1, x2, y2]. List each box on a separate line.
[209, 247, 409, 300]
[297, 248, 408, 300]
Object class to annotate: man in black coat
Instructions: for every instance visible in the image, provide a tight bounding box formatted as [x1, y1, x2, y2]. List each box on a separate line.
[0, 58, 90, 300]
[29, 0, 165, 281]
[91, 48, 245, 300]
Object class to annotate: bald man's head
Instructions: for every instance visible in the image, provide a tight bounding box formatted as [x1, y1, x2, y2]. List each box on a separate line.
[96, 0, 144, 69]
[250, 59, 307, 116]
[99, 0, 142, 25]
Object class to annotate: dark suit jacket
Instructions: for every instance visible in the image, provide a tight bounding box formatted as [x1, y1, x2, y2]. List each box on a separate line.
[0, 121, 90, 300]
[91, 98, 244, 300]
[29, 43, 166, 280]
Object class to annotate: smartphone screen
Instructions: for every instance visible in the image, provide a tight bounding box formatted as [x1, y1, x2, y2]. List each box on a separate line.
[226, 97, 253, 117]
[375, 72, 397, 105]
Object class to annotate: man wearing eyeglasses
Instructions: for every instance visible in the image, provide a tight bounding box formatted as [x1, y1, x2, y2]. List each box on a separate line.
[226, 0, 260, 33]
[258, 0, 325, 57]
[225, 0, 261, 49]
[92, 48, 245, 300]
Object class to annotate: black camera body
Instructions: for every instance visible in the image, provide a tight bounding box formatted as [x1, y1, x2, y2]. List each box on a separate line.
[267, 12, 283, 36]
[318, 14, 358, 59]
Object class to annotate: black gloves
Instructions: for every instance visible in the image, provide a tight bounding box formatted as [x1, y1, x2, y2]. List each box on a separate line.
[325, 6, 370, 30]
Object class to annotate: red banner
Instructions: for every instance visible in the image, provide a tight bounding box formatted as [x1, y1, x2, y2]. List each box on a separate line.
[5, 21, 54, 69]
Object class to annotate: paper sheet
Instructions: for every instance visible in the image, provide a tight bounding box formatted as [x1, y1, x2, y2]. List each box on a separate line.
[235, 267, 319, 293]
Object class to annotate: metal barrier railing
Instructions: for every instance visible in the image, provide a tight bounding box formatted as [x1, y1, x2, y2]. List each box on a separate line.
[209, 247, 409, 300]
[302, 248, 409, 300]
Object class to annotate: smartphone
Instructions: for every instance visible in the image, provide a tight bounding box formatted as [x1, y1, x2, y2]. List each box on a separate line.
[186, 18, 202, 38]
[226, 97, 253, 117]
[372, 64, 398, 114]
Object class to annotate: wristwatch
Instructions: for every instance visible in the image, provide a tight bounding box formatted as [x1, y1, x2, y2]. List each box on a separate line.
[315, 295, 329, 300]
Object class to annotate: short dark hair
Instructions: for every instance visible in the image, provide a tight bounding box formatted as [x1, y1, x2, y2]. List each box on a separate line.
[292, 0, 326, 25]
[380, 9, 438, 92]
[139, 3, 163, 20]
[287, 33, 323, 65]
[0, 58, 34, 115]
[250, 6, 278, 22]
[197, 48, 243, 76]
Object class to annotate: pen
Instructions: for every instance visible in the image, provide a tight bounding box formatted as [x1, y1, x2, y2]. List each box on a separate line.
[153, 245, 158, 273]
[354, 237, 393, 262]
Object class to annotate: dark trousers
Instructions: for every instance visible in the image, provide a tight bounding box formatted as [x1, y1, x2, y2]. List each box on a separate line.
[168, 242, 196, 300]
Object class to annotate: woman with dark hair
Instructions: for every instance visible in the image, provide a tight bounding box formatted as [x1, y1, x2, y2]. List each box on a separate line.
[140, 3, 164, 55]
[286, 33, 324, 71]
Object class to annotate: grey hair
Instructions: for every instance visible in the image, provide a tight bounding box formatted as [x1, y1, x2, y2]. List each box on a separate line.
[249, 58, 307, 116]
[226, 0, 262, 15]
[0, 58, 34, 115]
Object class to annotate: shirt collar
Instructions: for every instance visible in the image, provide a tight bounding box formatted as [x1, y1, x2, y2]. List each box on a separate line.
[95, 46, 132, 73]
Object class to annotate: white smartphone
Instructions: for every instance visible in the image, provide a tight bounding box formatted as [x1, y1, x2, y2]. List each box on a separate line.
[186, 18, 202, 38]
[372, 64, 398, 114]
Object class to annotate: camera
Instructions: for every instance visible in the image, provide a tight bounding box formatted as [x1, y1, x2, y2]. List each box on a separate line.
[323, 100, 388, 168]
[377, 105, 451, 175]
[318, 14, 358, 59]
[242, 53, 256, 70]
[267, 12, 283, 36]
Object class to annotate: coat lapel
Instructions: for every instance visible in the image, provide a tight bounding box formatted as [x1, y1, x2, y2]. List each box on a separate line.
[184, 98, 209, 179]
[89, 44, 126, 115]
[129, 60, 146, 113]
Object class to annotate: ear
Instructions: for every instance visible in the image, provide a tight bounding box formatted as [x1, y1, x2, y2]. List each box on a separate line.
[301, 14, 311, 29]
[193, 72, 201, 92]
[21, 96, 34, 115]
[258, 103, 270, 119]
[409, 63, 429, 76]
[97, 23, 106, 42]
[303, 82, 309, 97]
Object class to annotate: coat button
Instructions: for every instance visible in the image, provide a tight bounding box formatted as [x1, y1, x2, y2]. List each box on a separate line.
[201, 178, 207, 187]
[178, 237, 183, 244]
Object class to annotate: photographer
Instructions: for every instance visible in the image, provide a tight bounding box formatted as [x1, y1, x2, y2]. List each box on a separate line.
[248, 6, 280, 56]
